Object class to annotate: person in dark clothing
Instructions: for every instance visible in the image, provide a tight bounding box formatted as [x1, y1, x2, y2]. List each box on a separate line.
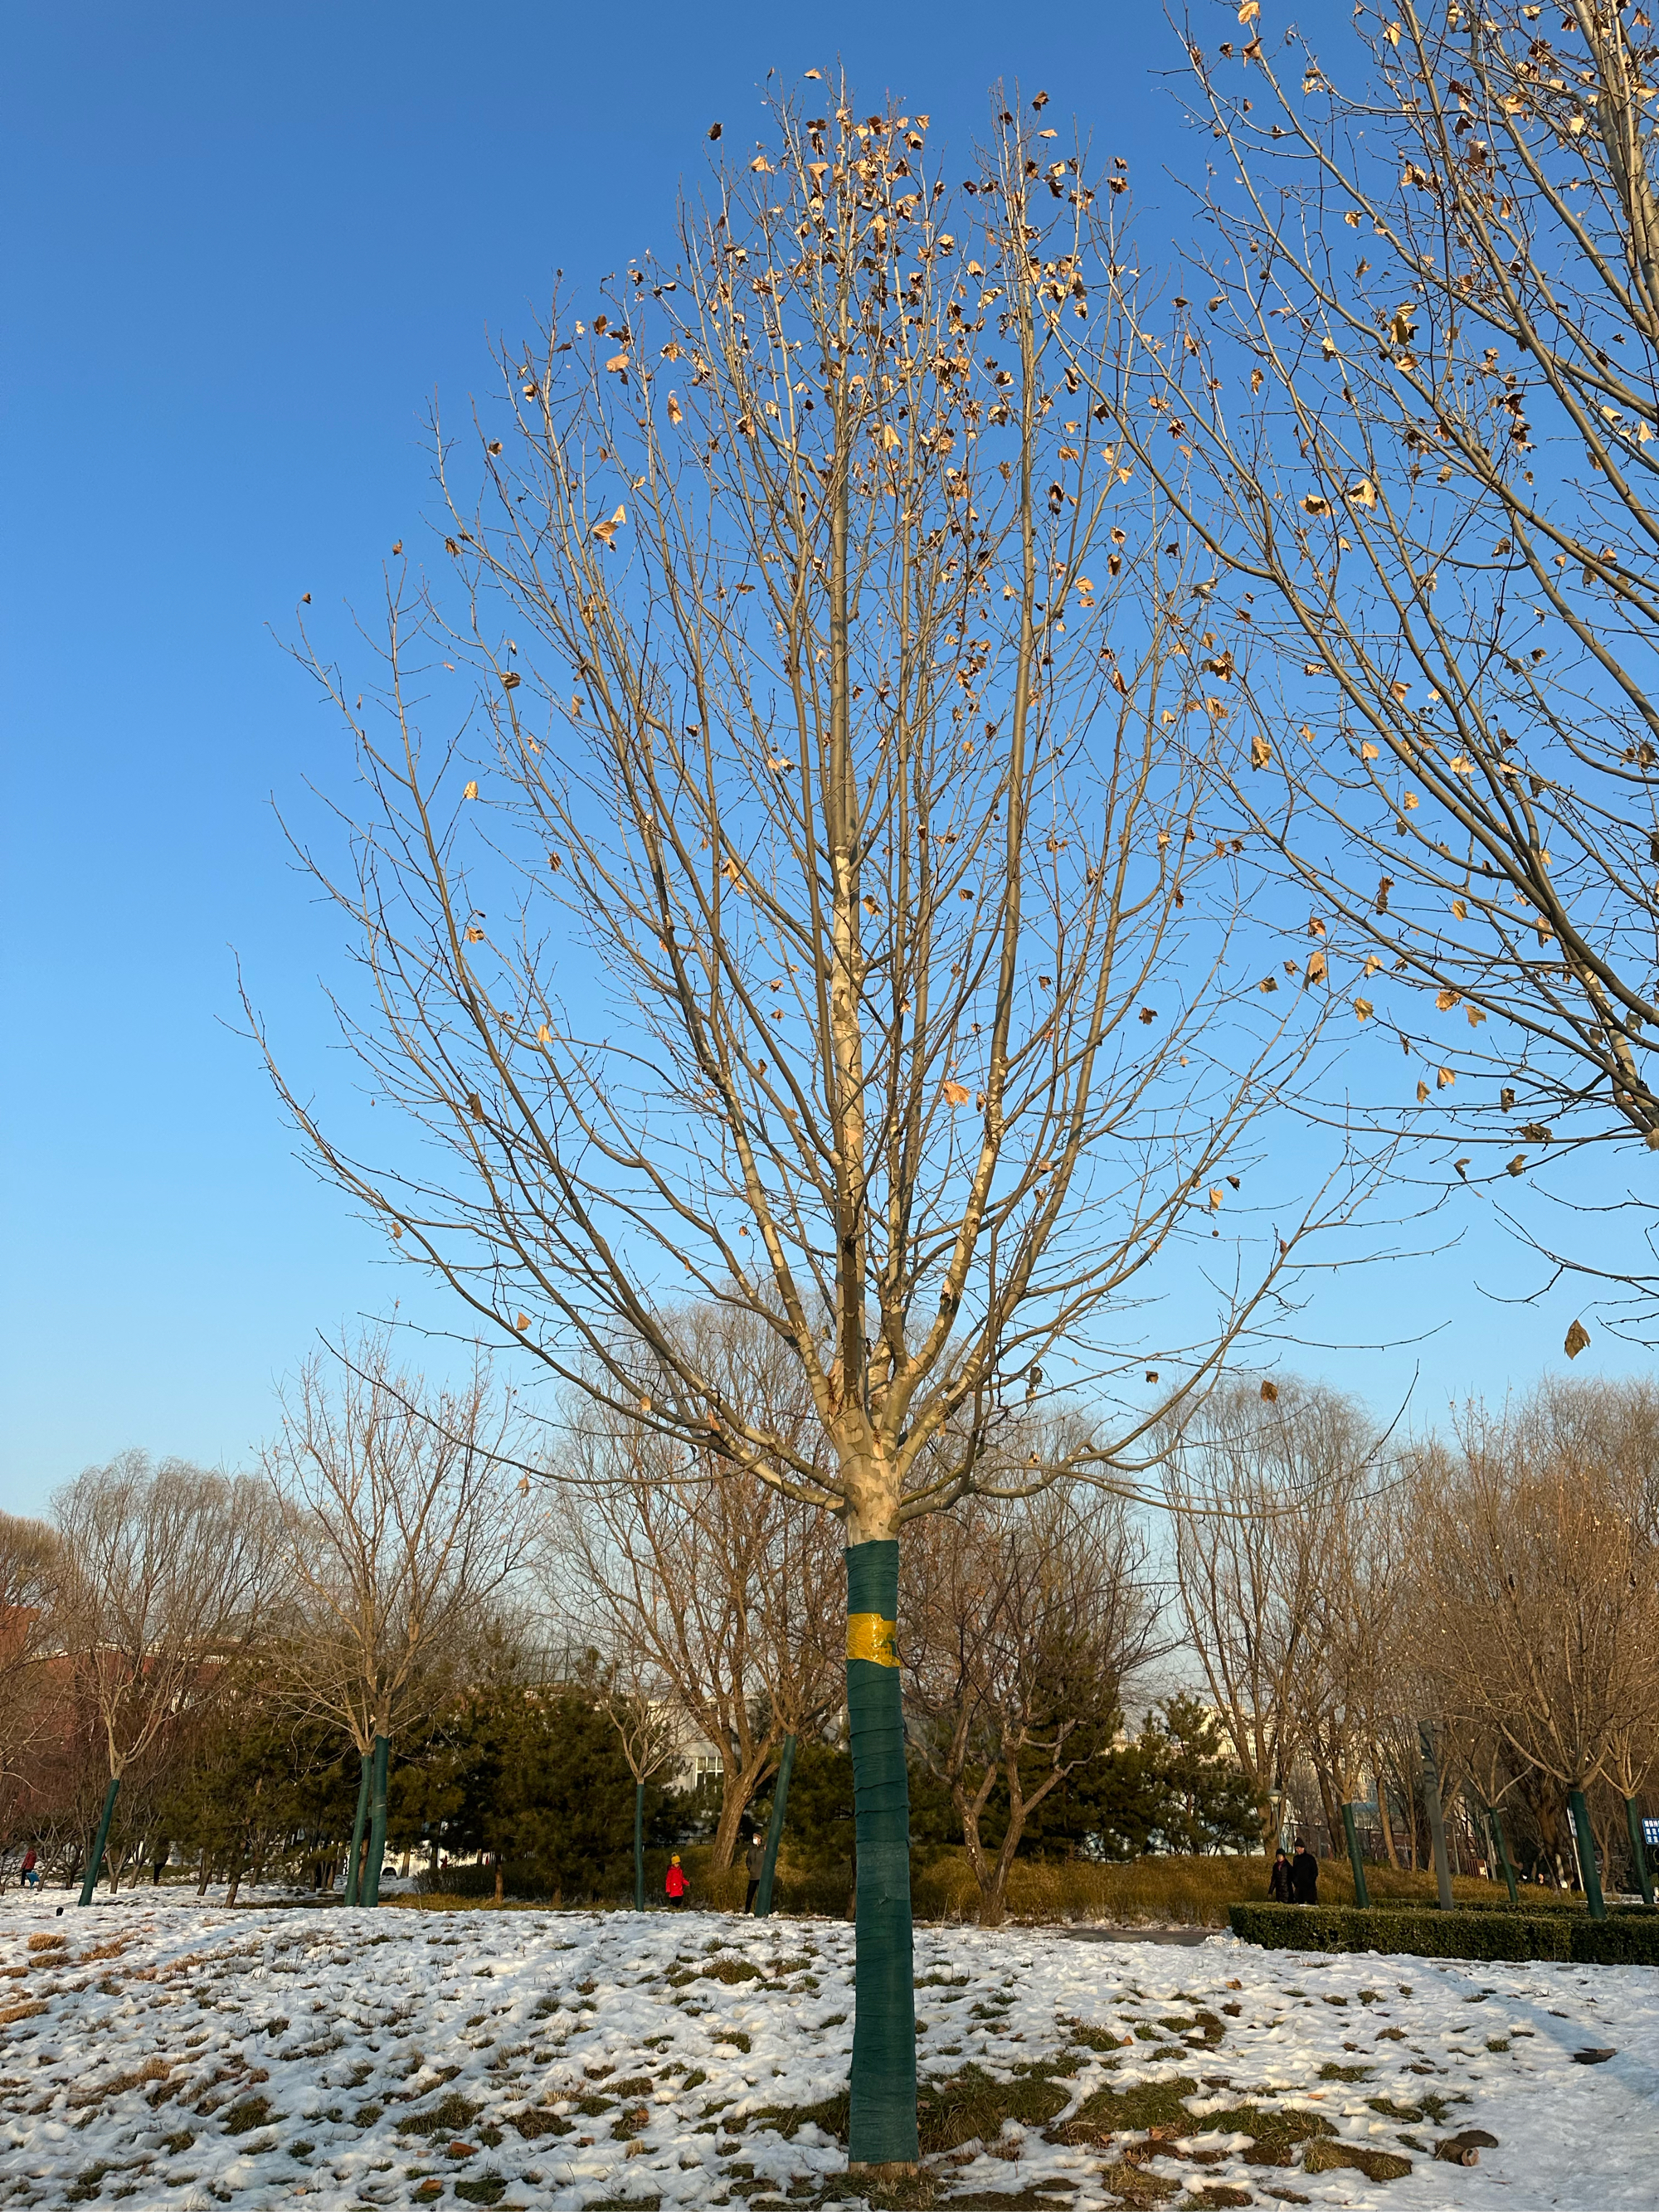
[742, 1826, 766, 1913]
[1290, 1840, 1319, 1903]
[1267, 1849, 1293, 1903]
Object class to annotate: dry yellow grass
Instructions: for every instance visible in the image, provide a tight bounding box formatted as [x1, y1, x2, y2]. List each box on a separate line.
[398, 1845, 1515, 1925]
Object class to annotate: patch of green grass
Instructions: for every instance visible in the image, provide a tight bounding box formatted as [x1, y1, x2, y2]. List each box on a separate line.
[160, 2132, 196, 2156]
[1056, 2075, 1199, 2144]
[917, 2063, 1072, 2152]
[353, 2103, 384, 2127]
[1195, 2106, 1335, 2168]
[1316, 2062, 1374, 2082]
[453, 2174, 508, 2205]
[702, 1957, 761, 1985]
[396, 2093, 484, 2139]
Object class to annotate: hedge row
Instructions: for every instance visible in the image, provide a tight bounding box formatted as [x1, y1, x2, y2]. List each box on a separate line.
[1229, 1901, 1659, 1963]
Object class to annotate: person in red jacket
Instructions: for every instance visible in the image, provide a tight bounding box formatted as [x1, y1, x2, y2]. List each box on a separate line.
[664, 1854, 688, 1907]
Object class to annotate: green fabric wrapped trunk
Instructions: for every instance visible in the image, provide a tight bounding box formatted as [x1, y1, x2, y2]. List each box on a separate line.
[845, 1538, 917, 2166]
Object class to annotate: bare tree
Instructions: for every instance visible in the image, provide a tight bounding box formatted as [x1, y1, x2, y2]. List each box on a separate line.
[548, 1313, 845, 1868]
[265, 1334, 531, 1905]
[1100, 2, 1659, 1334]
[54, 1453, 278, 1903]
[1410, 1379, 1659, 1894]
[586, 1650, 685, 1911]
[260, 80, 1361, 2168]
[903, 1470, 1159, 1922]
[0, 1514, 65, 1788]
[1162, 1378, 1376, 1851]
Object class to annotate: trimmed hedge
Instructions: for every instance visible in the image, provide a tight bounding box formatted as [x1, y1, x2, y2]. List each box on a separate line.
[1229, 1901, 1659, 1964]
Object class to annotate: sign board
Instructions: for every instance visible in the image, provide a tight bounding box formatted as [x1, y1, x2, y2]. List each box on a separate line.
[1643, 1818, 1659, 1849]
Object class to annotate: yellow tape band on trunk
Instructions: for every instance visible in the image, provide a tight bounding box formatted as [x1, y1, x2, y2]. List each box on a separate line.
[847, 1612, 899, 1667]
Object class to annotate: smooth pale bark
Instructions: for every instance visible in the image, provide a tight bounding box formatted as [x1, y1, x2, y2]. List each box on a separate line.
[1418, 1725, 1455, 1913]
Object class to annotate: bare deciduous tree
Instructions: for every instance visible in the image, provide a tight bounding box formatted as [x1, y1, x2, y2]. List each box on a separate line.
[261, 81, 1360, 2166]
[1162, 1378, 1378, 1851]
[903, 1471, 1159, 1922]
[55, 1453, 278, 1902]
[548, 1314, 845, 1869]
[265, 1335, 531, 1903]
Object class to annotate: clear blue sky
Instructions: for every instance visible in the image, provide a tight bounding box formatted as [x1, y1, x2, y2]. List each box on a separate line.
[2, 0, 1642, 1516]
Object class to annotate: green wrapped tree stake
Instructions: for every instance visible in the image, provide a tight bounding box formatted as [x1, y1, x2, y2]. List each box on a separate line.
[846, 1540, 917, 2169]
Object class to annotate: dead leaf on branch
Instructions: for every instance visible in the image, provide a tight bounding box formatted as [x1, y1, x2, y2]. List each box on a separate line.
[1564, 1319, 1591, 1359]
[591, 505, 626, 549]
[941, 1081, 972, 1106]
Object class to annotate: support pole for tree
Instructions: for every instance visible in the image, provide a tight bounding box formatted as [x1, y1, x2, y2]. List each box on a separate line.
[1418, 1723, 1455, 1913]
[1624, 1798, 1655, 1908]
[754, 1733, 796, 1919]
[845, 1540, 917, 2172]
[363, 1735, 391, 1908]
[1340, 1803, 1370, 1910]
[1488, 1807, 1520, 1905]
[634, 1782, 645, 1913]
[344, 1751, 372, 1907]
[78, 1777, 121, 1908]
[1568, 1788, 1607, 1920]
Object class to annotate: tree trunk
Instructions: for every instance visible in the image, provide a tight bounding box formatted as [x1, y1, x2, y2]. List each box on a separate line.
[1375, 1782, 1401, 1869]
[494, 1855, 504, 1904]
[364, 1735, 391, 1906]
[753, 1735, 795, 1919]
[634, 1782, 645, 1913]
[844, 1537, 917, 2170]
[79, 1776, 121, 1908]
[344, 1748, 372, 1906]
[197, 1845, 211, 1897]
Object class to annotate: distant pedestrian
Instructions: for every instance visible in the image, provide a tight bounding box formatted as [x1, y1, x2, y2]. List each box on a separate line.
[665, 1854, 688, 1908]
[1267, 1849, 1293, 1903]
[743, 1828, 765, 1914]
[1290, 1839, 1319, 1904]
[20, 1847, 38, 1889]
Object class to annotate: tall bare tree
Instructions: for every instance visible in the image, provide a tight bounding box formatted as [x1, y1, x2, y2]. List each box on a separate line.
[903, 1469, 1159, 1922]
[1101, 1, 1659, 1334]
[1162, 1377, 1377, 1850]
[55, 1453, 278, 1903]
[265, 1335, 531, 1904]
[548, 1305, 845, 1867]
[262, 80, 1359, 2167]
[1410, 1379, 1659, 1893]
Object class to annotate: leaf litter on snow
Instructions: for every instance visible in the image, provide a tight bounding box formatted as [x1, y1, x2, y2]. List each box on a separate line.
[1, 1894, 1657, 2209]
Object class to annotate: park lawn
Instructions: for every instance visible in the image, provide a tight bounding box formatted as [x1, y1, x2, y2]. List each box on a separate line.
[2, 1889, 1657, 2210]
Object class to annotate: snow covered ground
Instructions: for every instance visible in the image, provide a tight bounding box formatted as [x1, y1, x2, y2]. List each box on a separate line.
[2, 1892, 1657, 2211]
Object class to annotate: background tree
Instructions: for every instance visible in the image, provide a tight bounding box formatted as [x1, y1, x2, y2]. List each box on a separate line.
[1111, 1, 1659, 1333]
[1161, 1377, 1376, 1850]
[549, 1312, 845, 1869]
[0, 1513, 67, 1857]
[264, 79, 1357, 2169]
[903, 1474, 1159, 1921]
[54, 1451, 278, 1903]
[265, 1334, 530, 1906]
